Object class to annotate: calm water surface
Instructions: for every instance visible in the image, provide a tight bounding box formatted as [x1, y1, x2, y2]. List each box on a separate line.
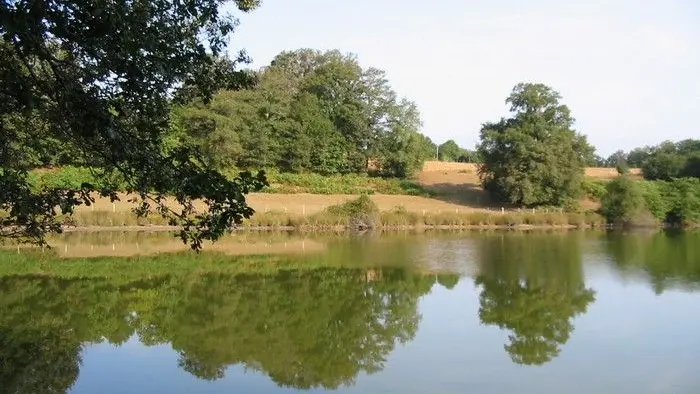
[1, 230, 699, 393]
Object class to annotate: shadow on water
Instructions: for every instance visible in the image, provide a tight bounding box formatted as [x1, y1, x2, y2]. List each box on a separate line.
[1, 230, 699, 392]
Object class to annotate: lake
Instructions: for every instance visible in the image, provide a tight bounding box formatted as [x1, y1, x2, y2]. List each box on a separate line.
[1, 230, 699, 393]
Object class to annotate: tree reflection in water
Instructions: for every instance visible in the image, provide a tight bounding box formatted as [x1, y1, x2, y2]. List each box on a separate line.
[0, 267, 442, 392]
[474, 233, 596, 366]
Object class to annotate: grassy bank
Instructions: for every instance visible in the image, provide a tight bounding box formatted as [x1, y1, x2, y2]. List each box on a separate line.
[56, 195, 606, 231]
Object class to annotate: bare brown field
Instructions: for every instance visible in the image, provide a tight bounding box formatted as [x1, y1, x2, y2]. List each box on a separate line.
[77, 191, 488, 220]
[421, 161, 642, 179]
[416, 161, 639, 206]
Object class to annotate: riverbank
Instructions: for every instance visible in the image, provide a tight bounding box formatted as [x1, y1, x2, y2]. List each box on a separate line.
[59, 202, 605, 232]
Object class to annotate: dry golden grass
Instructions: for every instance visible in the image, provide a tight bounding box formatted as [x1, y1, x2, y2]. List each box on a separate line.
[421, 161, 642, 179]
[74, 191, 488, 220]
[62, 161, 629, 225]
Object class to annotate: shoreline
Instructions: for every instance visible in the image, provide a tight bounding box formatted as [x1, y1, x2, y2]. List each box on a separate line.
[58, 223, 590, 233]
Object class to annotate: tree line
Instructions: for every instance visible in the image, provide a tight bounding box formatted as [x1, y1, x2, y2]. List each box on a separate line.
[600, 140, 700, 180]
[169, 48, 438, 177]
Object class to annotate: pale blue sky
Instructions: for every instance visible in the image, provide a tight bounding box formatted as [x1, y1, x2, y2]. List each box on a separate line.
[230, 0, 699, 156]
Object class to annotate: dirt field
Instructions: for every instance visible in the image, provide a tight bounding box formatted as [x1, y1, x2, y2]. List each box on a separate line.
[76, 162, 631, 217]
[417, 161, 639, 207]
[421, 161, 642, 179]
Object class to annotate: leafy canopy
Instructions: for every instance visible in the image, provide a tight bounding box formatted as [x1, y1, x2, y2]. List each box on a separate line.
[477, 83, 593, 207]
[172, 48, 434, 178]
[1, 0, 266, 248]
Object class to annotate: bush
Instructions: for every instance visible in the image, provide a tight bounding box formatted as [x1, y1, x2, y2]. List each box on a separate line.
[323, 195, 380, 230]
[661, 178, 700, 226]
[581, 179, 607, 200]
[638, 181, 668, 221]
[600, 175, 653, 226]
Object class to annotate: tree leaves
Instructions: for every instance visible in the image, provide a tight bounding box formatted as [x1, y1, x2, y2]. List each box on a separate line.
[478, 83, 592, 207]
[1, 0, 265, 248]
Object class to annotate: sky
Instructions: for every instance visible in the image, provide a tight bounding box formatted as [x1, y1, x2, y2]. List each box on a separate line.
[229, 0, 699, 156]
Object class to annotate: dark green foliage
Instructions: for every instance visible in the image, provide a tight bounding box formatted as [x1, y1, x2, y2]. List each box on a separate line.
[581, 179, 607, 200]
[605, 150, 629, 168]
[171, 49, 433, 178]
[437, 140, 478, 163]
[1, 0, 267, 248]
[660, 178, 700, 226]
[627, 147, 652, 167]
[325, 195, 380, 230]
[438, 140, 461, 161]
[477, 83, 593, 207]
[599, 177, 700, 227]
[600, 175, 649, 226]
[639, 140, 700, 180]
[638, 180, 668, 221]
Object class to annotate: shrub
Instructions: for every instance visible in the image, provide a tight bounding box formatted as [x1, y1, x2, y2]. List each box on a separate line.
[661, 178, 700, 226]
[323, 195, 380, 230]
[638, 180, 668, 221]
[600, 175, 649, 226]
[581, 179, 607, 200]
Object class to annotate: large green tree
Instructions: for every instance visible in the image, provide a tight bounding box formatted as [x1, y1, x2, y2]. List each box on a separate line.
[477, 83, 593, 207]
[1, 0, 266, 248]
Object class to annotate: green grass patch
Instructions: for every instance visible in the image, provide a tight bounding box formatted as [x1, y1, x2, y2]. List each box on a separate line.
[27, 167, 435, 196]
[263, 170, 434, 196]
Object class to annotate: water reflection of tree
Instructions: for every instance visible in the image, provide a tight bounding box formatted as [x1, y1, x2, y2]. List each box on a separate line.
[474, 233, 595, 366]
[0, 330, 82, 394]
[604, 230, 700, 294]
[0, 267, 436, 392]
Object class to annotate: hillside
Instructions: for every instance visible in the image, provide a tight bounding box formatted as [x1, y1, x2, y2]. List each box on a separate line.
[64, 162, 631, 225]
